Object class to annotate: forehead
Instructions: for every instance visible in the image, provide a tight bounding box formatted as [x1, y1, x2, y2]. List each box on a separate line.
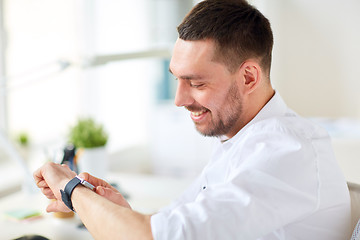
[169, 39, 218, 77]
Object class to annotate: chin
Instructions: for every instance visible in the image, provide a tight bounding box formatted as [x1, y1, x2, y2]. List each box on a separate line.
[195, 127, 220, 137]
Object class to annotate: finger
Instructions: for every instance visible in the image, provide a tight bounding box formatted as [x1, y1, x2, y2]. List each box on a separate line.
[33, 166, 45, 187]
[79, 172, 114, 190]
[36, 180, 50, 188]
[96, 186, 106, 196]
[46, 200, 71, 213]
[96, 186, 131, 209]
[33, 162, 60, 187]
[41, 188, 56, 199]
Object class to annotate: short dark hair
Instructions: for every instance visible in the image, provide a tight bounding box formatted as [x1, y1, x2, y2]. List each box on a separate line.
[178, 0, 273, 76]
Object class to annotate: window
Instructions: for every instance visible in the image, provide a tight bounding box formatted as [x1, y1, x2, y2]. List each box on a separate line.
[0, 0, 196, 180]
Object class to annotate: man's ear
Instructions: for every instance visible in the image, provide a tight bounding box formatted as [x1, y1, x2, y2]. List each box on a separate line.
[239, 61, 262, 94]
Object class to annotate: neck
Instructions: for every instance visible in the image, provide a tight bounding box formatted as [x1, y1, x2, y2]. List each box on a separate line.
[225, 85, 275, 139]
[245, 85, 275, 123]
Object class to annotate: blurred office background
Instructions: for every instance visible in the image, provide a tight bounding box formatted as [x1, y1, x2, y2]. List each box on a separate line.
[1, 0, 360, 193]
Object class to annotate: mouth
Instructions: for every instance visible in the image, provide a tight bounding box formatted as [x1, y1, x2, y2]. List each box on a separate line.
[191, 109, 207, 116]
[189, 109, 209, 122]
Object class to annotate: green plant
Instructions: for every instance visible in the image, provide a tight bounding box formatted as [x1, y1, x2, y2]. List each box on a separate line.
[69, 118, 108, 148]
[16, 132, 29, 147]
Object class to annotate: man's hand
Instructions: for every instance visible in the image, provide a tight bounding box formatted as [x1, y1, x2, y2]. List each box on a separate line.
[33, 162, 76, 212]
[78, 172, 131, 209]
[34, 163, 132, 213]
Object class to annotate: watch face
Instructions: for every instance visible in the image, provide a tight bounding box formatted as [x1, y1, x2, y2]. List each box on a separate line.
[82, 181, 95, 191]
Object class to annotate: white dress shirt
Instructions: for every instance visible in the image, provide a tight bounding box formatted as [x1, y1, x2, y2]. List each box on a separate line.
[151, 92, 351, 240]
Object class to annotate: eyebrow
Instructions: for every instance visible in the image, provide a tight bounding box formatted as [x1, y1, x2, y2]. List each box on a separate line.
[168, 68, 203, 80]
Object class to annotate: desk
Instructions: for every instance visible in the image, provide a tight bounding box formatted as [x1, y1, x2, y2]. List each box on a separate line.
[0, 172, 194, 240]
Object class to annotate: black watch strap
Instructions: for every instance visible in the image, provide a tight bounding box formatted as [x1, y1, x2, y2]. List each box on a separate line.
[61, 176, 96, 212]
[60, 177, 81, 212]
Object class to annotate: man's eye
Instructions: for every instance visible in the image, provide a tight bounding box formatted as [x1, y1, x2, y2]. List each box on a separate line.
[190, 83, 204, 88]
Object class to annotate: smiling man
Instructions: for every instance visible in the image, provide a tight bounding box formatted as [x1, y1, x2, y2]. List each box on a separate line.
[34, 0, 351, 239]
[170, 38, 273, 138]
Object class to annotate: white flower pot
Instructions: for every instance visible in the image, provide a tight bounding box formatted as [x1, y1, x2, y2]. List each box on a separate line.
[77, 146, 108, 178]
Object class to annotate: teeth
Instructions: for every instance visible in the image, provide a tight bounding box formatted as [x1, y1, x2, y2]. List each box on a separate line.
[191, 110, 206, 116]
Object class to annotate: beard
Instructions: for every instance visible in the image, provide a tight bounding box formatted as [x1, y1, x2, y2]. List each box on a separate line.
[187, 82, 243, 137]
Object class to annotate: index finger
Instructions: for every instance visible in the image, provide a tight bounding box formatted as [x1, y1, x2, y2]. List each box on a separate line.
[33, 166, 49, 188]
[79, 172, 117, 191]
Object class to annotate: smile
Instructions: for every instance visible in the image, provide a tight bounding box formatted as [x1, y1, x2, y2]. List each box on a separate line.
[189, 109, 209, 122]
[191, 109, 208, 117]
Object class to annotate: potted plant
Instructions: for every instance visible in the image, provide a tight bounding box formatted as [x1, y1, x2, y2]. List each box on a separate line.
[69, 118, 109, 178]
[14, 132, 31, 163]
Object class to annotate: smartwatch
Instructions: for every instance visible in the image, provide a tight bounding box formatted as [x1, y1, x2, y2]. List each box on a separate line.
[60, 176, 95, 212]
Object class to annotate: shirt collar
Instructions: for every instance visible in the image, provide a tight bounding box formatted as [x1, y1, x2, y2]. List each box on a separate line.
[248, 91, 288, 125]
[219, 91, 289, 145]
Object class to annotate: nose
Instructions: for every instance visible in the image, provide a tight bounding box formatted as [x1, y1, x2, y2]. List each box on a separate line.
[174, 80, 194, 107]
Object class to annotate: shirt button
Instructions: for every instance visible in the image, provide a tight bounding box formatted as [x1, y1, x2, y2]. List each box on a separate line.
[202, 186, 206, 190]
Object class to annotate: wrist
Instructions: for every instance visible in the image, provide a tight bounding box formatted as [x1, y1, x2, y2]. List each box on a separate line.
[60, 176, 95, 211]
[60, 178, 73, 192]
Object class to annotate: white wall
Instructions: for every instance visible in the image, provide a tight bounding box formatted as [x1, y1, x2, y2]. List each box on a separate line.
[251, 0, 360, 183]
[256, 0, 360, 118]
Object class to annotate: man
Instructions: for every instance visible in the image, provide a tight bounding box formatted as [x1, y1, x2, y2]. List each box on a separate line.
[34, 0, 351, 239]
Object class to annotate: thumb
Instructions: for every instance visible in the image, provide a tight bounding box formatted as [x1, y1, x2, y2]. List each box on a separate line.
[96, 186, 131, 209]
[46, 199, 71, 213]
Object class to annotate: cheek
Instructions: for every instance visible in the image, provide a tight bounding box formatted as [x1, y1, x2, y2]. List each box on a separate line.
[193, 90, 225, 112]
[192, 90, 213, 108]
